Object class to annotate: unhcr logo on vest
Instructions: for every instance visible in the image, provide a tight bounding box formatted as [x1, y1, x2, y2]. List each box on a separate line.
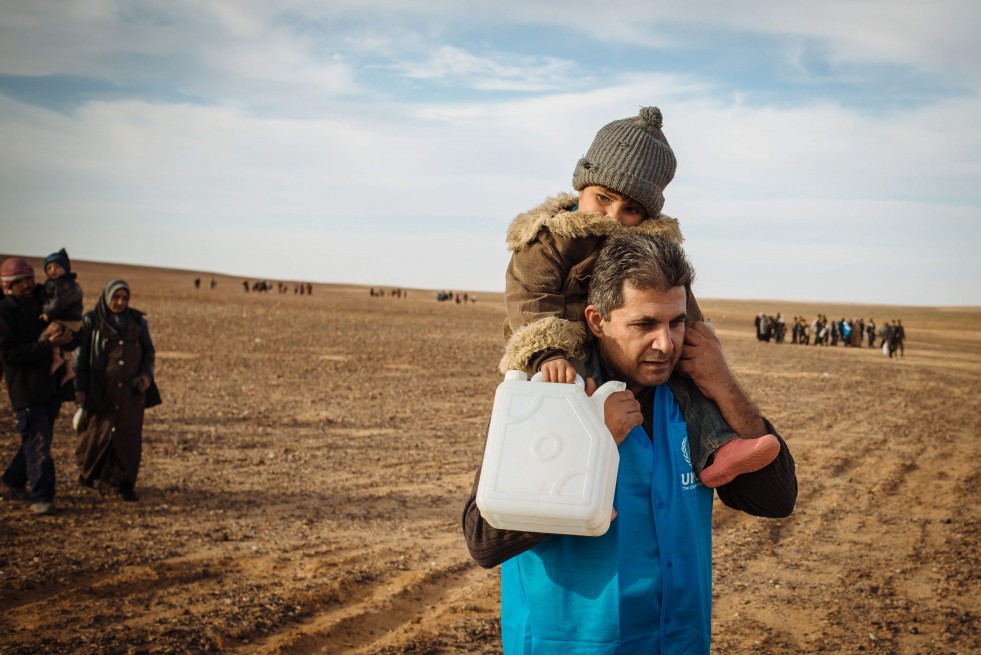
[680, 436, 702, 494]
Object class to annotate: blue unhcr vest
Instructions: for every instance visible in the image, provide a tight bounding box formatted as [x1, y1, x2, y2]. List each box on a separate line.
[500, 384, 714, 654]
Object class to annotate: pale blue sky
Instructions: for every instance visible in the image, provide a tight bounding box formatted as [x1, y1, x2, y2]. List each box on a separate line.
[2, 1, 979, 305]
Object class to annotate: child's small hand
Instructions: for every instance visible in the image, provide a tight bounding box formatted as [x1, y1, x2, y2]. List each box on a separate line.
[600, 390, 642, 446]
[39, 313, 50, 323]
[539, 358, 577, 383]
[584, 376, 641, 445]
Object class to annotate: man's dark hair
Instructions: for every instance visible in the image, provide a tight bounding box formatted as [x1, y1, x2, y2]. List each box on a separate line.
[588, 233, 695, 319]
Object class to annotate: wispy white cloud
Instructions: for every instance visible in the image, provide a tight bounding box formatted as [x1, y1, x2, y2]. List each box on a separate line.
[391, 45, 586, 92]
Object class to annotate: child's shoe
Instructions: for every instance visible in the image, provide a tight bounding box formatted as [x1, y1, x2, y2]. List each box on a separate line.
[699, 434, 780, 488]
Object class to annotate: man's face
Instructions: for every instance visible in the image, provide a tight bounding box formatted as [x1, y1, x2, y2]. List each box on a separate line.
[8, 277, 35, 300]
[585, 282, 687, 392]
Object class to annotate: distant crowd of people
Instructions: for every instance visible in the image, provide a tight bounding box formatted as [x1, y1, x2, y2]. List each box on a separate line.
[755, 313, 906, 358]
[436, 291, 476, 304]
[212, 280, 477, 302]
[370, 288, 408, 298]
[240, 280, 313, 295]
[367, 288, 478, 303]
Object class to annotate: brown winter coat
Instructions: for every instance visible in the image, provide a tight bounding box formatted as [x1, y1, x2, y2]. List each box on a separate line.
[75, 309, 155, 488]
[501, 192, 701, 374]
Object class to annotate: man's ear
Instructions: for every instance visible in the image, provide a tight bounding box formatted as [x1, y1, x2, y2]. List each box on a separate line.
[584, 305, 604, 338]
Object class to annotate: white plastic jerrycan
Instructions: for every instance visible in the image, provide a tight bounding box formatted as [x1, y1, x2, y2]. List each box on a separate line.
[476, 370, 627, 536]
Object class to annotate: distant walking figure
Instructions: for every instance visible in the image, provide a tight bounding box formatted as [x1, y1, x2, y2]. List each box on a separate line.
[755, 312, 771, 341]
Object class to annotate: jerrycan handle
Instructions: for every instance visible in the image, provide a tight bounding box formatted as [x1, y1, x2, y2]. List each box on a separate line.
[529, 372, 585, 389]
[527, 372, 626, 421]
[590, 379, 627, 418]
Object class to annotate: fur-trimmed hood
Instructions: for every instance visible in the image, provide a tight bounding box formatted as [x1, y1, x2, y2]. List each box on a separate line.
[506, 192, 684, 253]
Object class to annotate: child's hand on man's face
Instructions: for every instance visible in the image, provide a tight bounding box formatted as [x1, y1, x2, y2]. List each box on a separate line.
[677, 321, 732, 401]
[539, 358, 577, 384]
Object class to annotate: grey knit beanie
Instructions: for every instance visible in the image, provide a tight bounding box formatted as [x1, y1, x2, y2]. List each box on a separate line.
[572, 106, 677, 218]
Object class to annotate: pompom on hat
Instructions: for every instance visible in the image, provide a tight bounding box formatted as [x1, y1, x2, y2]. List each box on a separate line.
[1, 257, 35, 294]
[43, 248, 71, 275]
[572, 106, 677, 218]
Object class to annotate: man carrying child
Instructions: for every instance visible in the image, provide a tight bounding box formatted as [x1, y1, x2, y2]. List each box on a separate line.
[499, 107, 779, 488]
[0, 257, 79, 515]
[465, 233, 797, 654]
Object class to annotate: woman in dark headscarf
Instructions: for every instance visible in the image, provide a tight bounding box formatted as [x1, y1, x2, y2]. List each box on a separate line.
[74, 279, 158, 501]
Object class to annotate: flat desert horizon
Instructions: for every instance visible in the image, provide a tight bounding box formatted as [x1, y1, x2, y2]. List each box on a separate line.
[1, 257, 978, 654]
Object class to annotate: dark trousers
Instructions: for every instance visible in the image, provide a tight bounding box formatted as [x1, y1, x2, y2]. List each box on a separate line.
[668, 376, 738, 475]
[2, 402, 61, 503]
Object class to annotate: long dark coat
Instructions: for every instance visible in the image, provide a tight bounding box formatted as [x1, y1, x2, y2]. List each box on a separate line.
[74, 308, 156, 487]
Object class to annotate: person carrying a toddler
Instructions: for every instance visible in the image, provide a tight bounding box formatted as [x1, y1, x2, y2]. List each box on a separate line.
[500, 107, 779, 487]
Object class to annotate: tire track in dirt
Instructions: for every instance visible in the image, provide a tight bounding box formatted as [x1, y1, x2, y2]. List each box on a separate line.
[717, 341, 980, 653]
[712, 358, 940, 653]
[240, 556, 482, 654]
[0, 549, 235, 616]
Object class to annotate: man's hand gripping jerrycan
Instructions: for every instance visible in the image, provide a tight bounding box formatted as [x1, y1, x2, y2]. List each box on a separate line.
[476, 370, 627, 536]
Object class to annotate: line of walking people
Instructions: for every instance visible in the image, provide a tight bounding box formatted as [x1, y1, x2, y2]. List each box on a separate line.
[756, 312, 906, 357]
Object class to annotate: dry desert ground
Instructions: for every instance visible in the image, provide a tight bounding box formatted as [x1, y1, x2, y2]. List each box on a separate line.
[1, 259, 978, 654]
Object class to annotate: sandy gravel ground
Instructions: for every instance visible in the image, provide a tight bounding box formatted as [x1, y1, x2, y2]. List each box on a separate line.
[0, 259, 978, 654]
